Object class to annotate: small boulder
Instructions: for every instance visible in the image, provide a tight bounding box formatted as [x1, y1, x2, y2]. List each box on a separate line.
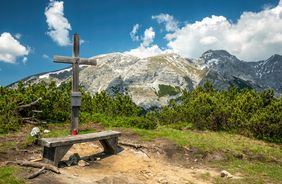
[65, 153, 80, 166]
[78, 160, 90, 167]
[96, 176, 129, 184]
[158, 178, 168, 184]
[220, 170, 233, 178]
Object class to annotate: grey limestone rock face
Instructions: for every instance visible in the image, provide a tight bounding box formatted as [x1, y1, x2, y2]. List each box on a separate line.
[11, 51, 282, 109]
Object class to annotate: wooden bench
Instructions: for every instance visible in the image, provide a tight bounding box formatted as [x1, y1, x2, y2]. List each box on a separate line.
[39, 131, 121, 167]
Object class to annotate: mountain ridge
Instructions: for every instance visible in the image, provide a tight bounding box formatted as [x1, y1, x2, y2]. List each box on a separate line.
[9, 50, 282, 109]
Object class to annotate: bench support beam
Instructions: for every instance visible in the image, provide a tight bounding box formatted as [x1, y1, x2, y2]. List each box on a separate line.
[99, 137, 119, 154]
[40, 131, 121, 167]
[42, 138, 119, 166]
[43, 145, 72, 167]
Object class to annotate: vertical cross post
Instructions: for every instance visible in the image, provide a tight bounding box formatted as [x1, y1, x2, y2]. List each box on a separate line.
[53, 33, 97, 135]
[71, 34, 80, 134]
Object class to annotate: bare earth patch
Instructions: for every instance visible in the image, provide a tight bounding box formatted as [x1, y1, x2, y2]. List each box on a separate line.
[1, 129, 246, 184]
[36, 141, 219, 184]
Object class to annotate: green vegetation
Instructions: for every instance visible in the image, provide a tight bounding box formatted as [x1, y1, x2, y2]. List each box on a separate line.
[85, 113, 156, 129]
[132, 127, 282, 161]
[0, 81, 71, 133]
[217, 160, 282, 183]
[131, 127, 282, 184]
[0, 80, 282, 183]
[157, 84, 180, 97]
[157, 82, 282, 143]
[42, 127, 96, 138]
[0, 167, 25, 184]
[0, 141, 17, 152]
[0, 81, 141, 134]
[1, 81, 282, 143]
[231, 77, 253, 90]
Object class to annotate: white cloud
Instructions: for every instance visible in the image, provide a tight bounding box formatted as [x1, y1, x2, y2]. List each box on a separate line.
[125, 45, 166, 58]
[22, 57, 28, 64]
[142, 27, 155, 47]
[166, 1, 282, 61]
[80, 39, 85, 45]
[262, 3, 275, 10]
[42, 54, 49, 59]
[130, 26, 156, 46]
[152, 13, 178, 32]
[200, 36, 218, 45]
[42, 54, 51, 60]
[45, 0, 72, 46]
[130, 24, 140, 41]
[125, 27, 166, 58]
[126, 1, 282, 60]
[15, 33, 22, 39]
[0, 32, 29, 63]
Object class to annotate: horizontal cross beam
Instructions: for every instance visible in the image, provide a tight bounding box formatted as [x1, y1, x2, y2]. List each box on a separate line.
[53, 56, 97, 65]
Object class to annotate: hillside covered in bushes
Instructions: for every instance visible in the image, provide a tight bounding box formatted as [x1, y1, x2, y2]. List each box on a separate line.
[0, 81, 281, 143]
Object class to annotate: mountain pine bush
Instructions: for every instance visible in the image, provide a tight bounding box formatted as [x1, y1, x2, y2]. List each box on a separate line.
[0, 80, 281, 143]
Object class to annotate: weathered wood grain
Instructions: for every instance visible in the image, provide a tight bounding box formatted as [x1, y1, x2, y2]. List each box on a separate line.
[53, 56, 97, 65]
[27, 166, 45, 179]
[5, 160, 60, 173]
[53, 34, 97, 134]
[39, 131, 121, 147]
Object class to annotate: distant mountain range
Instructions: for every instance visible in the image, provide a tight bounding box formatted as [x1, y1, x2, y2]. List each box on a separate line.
[9, 50, 282, 109]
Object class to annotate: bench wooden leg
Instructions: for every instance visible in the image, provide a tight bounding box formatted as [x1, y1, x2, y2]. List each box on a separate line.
[99, 137, 118, 154]
[43, 145, 72, 167]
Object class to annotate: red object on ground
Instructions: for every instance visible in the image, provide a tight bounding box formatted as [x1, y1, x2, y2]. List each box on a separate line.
[72, 129, 77, 135]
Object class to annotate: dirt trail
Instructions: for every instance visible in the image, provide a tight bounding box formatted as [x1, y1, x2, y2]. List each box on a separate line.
[45, 142, 219, 184]
[0, 128, 226, 184]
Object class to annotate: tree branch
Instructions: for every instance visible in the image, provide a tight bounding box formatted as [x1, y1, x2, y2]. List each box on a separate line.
[5, 160, 60, 174]
[18, 98, 42, 109]
[27, 167, 45, 179]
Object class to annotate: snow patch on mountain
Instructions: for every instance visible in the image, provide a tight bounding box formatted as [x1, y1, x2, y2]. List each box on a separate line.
[10, 50, 282, 108]
[39, 68, 72, 79]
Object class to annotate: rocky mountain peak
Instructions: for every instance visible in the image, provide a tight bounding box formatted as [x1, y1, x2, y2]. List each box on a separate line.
[254, 54, 282, 81]
[266, 54, 282, 63]
[9, 50, 282, 109]
[200, 50, 239, 63]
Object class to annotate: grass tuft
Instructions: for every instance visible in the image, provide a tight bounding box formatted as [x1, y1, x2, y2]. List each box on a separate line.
[0, 167, 25, 184]
[131, 127, 282, 184]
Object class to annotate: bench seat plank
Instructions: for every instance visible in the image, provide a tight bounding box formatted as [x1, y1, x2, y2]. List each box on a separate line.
[39, 131, 121, 147]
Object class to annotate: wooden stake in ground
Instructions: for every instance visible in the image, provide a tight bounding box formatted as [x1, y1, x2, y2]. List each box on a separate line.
[53, 33, 97, 134]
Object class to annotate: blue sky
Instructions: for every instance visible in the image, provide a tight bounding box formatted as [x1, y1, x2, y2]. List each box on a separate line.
[0, 0, 281, 85]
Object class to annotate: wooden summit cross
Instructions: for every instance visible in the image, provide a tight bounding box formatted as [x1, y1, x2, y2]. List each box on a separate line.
[53, 33, 97, 135]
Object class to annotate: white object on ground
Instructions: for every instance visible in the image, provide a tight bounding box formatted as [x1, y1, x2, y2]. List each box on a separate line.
[30, 127, 40, 137]
[43, 129, 50, 134]
[220, 170, 233, 178]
